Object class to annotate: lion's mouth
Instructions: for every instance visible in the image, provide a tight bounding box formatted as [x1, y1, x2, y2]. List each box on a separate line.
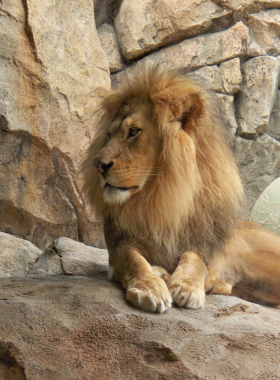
[105, 182, 137, 192]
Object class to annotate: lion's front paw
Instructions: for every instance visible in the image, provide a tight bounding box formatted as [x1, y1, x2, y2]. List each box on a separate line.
[167, 277, 205, 309]
[126, 274, 172, 313]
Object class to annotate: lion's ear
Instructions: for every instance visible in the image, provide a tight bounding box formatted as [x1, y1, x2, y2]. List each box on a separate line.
[180, 96, 203, 132]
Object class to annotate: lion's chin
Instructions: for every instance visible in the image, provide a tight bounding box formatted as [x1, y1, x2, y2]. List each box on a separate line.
[102, 183, 138, 205]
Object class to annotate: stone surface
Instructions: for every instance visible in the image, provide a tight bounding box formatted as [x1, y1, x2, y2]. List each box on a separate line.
[0, 275, 280, 380]
[236, 134, 280, 216]
[135, 22, 249, 72]
[0, 232, 41, 277]
[97, 23, 124, 73]
[187, 65, 224, 93]
[115, 0, 231, 60]
[31, 237, 109, 276]
[250, 177, 280, 235]
[268, 90, 280, 141]
[246, 38, 267, 58]
[236, 56, 280, 139]
[216, 93, 238, 135]
[0, 0, 110, 249]
[248, 9, 280, 56]
[220, 58, 242, 94]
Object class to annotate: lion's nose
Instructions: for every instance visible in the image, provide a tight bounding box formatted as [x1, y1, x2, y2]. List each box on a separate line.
[93, 157, 114, 175]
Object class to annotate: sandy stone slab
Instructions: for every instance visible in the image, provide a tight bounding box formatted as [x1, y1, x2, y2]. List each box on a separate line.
[0, 276, 279, 380]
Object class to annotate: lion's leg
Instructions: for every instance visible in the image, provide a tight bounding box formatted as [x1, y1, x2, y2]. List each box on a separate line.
[204, 267, 232, 295]
[151, 266, 171, 282]
[110, 248, 172, 314]
[167, 252, 208, 309]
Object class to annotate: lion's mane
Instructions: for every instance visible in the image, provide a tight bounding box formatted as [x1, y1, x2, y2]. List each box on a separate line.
[82, 66, 244, 265]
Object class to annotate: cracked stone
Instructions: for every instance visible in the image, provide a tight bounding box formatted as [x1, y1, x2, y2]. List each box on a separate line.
[115, 0, 232, 61]
[0, 232, 42, 277]
[236, 56, 280, 139]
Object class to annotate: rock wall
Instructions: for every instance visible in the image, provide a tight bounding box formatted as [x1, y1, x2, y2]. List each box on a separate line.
[1, 0, 280, 248]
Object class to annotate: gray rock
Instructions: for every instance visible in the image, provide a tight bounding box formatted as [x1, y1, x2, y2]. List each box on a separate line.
[268, 90, 280, 141]
[97, 23, 124, 73]
[187, 65, 224, 93]
[216, 93, 238, 135]
[0, 275, 279, 380]
[236, 56, 280, 139]
[0, 232, 41, 277]
[236, 134, 280, 216]
[31, 237, 109, 276]
[115, 0, 231, 60]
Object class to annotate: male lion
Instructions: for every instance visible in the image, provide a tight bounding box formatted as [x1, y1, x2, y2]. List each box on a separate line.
[82, 66, 280, 313]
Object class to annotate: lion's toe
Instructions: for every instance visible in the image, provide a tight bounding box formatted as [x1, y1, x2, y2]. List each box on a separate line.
[126, 277, 172, 313]
[169, 281, 205, 309]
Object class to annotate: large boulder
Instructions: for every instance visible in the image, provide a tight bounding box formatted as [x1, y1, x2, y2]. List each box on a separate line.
[0, 0, 110, 249]
[0, 232, 41, 277]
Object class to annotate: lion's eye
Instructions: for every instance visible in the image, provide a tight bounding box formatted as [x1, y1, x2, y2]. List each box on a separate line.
[107, 133, 112, 142]
[127, 128, 141, 139]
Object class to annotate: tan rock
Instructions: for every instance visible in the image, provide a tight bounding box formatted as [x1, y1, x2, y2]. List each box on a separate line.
[140, 22, 249, 72]
[246, 39, 267, 58]
[220, 58, 242, 94]
[0, 275, 280, 379]
[248, 10, 280, 56]
[97, 23, 124, 73]
[115, 0, 231, 60]
[236, 56, 280, 139]
[187, 66, 224, 93]
[0, 0, 110, 249]
[213, 0, 280, 12]
[0, 232, 41, 277]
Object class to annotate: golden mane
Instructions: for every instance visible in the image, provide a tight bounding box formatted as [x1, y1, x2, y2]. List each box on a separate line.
[81, 66, 244, 264]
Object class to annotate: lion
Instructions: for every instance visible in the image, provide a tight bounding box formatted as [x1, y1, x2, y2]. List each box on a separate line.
[81, 65, 280, 313]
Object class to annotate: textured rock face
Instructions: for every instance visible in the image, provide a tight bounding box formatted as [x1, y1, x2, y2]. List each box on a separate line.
[0, 275, 280, 380]
[115, 0, 231, 60]
[141, 22, 249, 72]
[31, 237, 108, 276]
[236, 134, 280, 216]
[0, 232, 41, 277]
[236, 56, 280, 139]
[1, 0, 280, 247]
[0, 0, 109, 249]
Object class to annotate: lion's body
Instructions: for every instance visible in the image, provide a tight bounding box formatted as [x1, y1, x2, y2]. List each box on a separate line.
[82, 66, 280, 312]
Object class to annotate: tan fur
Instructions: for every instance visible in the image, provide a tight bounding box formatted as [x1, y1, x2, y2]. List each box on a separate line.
[81, 65, 280, 312]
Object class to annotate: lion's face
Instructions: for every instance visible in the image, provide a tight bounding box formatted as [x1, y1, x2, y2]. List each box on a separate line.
[93, 103, 160, 204]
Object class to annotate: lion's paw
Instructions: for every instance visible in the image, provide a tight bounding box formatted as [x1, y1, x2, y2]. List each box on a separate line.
[126, 274, 172, 313]
[168, 278, 205, 309]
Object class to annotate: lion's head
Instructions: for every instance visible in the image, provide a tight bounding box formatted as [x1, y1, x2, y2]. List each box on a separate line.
[81, 66, 244, 261]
